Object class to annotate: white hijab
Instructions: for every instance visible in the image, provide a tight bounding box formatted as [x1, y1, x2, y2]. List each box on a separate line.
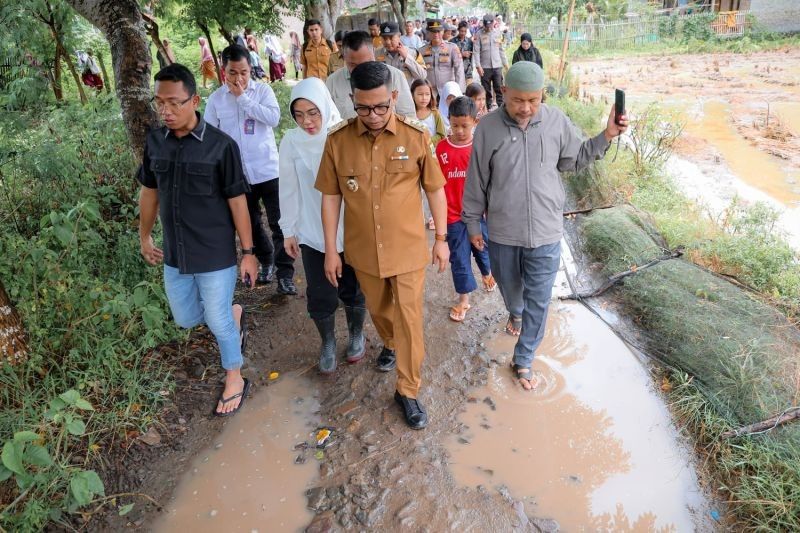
[438, 81, 463, 129]
[284, 77, 342, 174]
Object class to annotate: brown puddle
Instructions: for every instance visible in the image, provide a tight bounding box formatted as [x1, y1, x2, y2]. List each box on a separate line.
[447, 302, 713, 531]
[153, 375, 319, 533]
[773, 101, 800, 137]
[688, 100, 799, 206]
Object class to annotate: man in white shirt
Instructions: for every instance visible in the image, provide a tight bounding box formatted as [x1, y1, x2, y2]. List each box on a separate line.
[400, 20, 423, 49]
[204, 45, 297, 294]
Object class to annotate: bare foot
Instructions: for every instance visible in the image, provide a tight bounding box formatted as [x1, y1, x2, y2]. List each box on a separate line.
[513, 365, 537, 391]
[215, 370, 245, 415]
[505, 315, 522, 336]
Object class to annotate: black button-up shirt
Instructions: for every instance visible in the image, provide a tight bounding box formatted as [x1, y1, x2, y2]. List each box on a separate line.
[137, 114, 250, 274]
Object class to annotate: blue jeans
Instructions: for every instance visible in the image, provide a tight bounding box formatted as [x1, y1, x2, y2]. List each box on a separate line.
[489, 241, 561, 368]
[163, 264, 242, 370]
[447, 220, 491, 295]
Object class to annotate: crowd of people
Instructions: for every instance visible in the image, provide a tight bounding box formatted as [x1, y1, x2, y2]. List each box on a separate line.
[138, 16, 627, 430]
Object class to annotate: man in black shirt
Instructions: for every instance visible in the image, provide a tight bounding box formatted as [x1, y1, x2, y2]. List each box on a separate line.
[138, 64, 258, 416]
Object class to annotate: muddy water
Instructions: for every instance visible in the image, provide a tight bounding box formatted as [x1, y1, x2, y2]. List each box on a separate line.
[687, 100, 799, 206]
[773, 101, 800, 137]
[447, 302, 712, 532]
[153, 376, 319, 533]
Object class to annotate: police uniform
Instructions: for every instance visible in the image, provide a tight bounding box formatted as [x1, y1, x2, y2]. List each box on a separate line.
[418, 19, 465, 100]
[375, 21, 427, 82]
[314, 113, 446, 399]
[474, 15, 508, 106]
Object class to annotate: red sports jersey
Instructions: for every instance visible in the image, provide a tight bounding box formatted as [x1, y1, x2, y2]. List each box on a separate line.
[436, 137, 473, 225]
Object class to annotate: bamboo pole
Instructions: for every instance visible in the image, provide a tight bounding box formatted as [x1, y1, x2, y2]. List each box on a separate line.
[557, 0, 576, 87]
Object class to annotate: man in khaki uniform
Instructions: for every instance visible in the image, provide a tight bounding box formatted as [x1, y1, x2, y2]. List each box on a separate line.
[316, 61, 449, 430]
[417, 19, 465, 101]
[327, 30, 346, 74]
[474, 14, 509, 107]
[375, 21, 427, 83]
[368, 18, 384, 49]
[301, 19, 333, 80]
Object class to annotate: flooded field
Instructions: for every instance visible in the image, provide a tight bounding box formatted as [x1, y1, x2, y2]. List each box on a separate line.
[447, 302, 714, 532]
[154, 375, 320, 533]
[573, 48, 800, 245]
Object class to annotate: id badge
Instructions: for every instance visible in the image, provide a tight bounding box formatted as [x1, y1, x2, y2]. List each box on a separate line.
[244, 118, 255, 135]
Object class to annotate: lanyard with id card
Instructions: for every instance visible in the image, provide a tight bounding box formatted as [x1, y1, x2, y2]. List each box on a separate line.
[244, 118, 255, 135]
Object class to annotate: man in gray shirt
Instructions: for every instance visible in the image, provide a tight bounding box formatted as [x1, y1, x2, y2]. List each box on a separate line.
[326, 30, 415, 120]
[462, 62, 628, 390]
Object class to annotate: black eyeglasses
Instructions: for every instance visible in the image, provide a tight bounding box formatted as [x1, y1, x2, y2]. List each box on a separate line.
[150, 95, 193, 113]
[353, 101, 392, 117]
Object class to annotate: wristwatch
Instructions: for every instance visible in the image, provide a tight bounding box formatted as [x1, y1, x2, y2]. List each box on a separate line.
[434, 234, 447, 242]
[241, 247, 255, 255]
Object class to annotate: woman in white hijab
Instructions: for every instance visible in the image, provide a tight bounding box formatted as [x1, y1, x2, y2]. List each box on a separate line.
[438, 81, 464, 129]
[279, 78, 366, 374]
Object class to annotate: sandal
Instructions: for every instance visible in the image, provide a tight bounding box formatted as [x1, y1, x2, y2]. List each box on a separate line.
[449, 302, 472, 322]
[504, 314, 522, 336]
[482, 274, 497, 292]
[512, 364, 537, 391]
[213, 378, 251, 417]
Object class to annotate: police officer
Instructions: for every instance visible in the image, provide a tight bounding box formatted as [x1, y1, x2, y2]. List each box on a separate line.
[418, 19, 464, 101]
[474, 13, 508, 108]
[375, 21, 427, 83]
[316, 61, 449, 430]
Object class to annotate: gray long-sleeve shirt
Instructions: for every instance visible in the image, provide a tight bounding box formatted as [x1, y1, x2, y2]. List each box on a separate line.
[462, 104, 610, 248]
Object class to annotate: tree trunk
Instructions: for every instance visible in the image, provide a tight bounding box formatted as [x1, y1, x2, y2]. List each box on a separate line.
[304, 0, 344, 39]
[216, 19, 235, 46]
[52, 46, 64, 101]
[66, 0, 159, 160]
[198, 21, 223, 84]
[60, 39, 89, 104]
[96, 52, 112, 93]
[0, 280, 28, 367]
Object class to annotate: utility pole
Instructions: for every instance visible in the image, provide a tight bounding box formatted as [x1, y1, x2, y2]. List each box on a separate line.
[557, 0, 576, 87]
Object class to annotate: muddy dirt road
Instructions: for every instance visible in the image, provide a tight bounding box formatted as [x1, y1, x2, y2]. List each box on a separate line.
[572, 48, 800, 247]
[95, 235, 717, 532]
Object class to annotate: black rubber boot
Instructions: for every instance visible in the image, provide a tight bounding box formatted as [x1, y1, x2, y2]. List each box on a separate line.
[313, 314, 337, 374]
[344, 306, 366, 363]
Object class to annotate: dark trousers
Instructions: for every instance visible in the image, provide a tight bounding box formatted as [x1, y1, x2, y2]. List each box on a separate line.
[481, 67, 503, 107]
[301, 245, 365, 320]
[446, 219, 491, 295]
[489, 240, 561, 367]
[246, 179, 294, 281]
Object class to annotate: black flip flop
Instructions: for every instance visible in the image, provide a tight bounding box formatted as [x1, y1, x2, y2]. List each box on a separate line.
[238, 305, 248, 354]
[213, 377, 251, 417]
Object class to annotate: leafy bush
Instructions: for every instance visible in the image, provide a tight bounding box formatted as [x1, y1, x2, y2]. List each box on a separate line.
[0, 98, 179, 528]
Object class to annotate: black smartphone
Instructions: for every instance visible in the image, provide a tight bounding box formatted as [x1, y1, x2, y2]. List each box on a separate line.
[244, 273, 252, 288]
[614, 88, 625, 126]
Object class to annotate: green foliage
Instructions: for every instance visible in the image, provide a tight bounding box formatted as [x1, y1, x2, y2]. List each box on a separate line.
[680, 12, 716, 43]
[0, 99, 177, 528]
[0, 391, 111, 529]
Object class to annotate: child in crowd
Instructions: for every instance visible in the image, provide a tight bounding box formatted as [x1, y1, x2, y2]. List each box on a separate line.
[465, 82, 488, 121]
[411, 79, 446, 149]
[435, 96, 495, 322]
[438, 81, 463, 129]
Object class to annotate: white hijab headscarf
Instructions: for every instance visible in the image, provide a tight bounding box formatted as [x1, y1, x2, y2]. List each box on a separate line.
[438, 81, 463, 128]
[284, 77, 342, 174]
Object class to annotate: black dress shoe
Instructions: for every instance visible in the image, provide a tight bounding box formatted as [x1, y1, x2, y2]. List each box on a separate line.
[257, 264, 275, 284]
[375, 346, 396, 372]
[394, 391, 428, 430]
[276, 277, 297, 295]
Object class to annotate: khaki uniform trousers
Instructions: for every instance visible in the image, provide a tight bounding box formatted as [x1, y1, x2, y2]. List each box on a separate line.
[354, 268, 426, 398]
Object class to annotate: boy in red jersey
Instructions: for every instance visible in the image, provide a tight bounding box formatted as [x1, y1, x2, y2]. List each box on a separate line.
[435, 96, 495, 322]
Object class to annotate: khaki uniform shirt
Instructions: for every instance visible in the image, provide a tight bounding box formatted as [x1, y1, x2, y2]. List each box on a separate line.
[325, 64, 416, 121]
[372, 35, 384, 50]
[301, 39, 333, 80]
[328, 50, 345, 74]
[375, 47, 427, 82]
[418, 42, 465, 95]
[315, 114, 446, 278]
[474, 28, 508, 69]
